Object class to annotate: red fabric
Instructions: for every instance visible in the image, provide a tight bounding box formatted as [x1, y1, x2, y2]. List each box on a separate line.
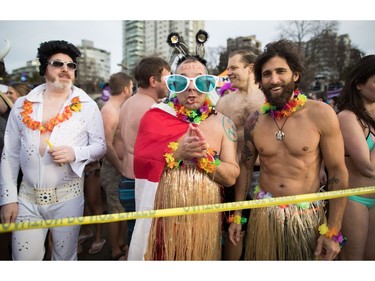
[134, 108, 189, 183]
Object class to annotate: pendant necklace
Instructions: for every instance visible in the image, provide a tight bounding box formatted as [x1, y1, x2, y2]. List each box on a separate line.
[260, 89, 308, 141]
[273, 117, 289, 141]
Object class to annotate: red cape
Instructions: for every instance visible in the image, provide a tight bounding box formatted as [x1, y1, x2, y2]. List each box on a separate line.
[134, 107, 190, 183]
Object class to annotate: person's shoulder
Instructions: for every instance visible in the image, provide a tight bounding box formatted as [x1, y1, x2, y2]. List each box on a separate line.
[306, 99, 335, 116]
[216, 91, 242, 112]
[211, 110, 235, 126]
[101, 102, 118, 119]
[337, 109, 356, 122]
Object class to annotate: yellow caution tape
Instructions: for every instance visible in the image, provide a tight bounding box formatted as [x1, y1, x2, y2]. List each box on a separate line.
[1, 186, 374, 233]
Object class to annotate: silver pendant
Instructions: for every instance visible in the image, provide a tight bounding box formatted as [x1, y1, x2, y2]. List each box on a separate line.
[275, 130, 285, 141]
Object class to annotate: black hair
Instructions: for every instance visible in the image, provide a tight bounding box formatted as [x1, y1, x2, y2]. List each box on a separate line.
[37, 40, 81, 76]
[336, 55, 375, 131]
[254, 39, 304, 90]
[177, 55, 207, 67]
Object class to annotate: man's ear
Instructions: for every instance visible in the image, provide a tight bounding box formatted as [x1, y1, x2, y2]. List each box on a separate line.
[149, 76, 157, 88]
[293, 72, 299, 82]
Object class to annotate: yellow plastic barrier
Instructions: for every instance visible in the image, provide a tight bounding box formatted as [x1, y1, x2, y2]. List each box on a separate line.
[1, 186, 374, 233]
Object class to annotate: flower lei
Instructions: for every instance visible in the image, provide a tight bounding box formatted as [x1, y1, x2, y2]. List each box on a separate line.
[164, 142, 221, 174]
[196, 144, 221, 173]
[164, 142, 182, 169]
[167, 94, 216, 124]
[318, 223, 347, 248]
[227, 214, 247, 225]
[21, 96, 82, 134]
[164, 95, 220, 174]
[260, 89, 307, 120]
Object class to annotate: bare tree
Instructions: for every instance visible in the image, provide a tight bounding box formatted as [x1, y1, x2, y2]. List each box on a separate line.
[277, 21, 340, 90]
[205, 46, 226, 75]
[278, 20, 339, 44]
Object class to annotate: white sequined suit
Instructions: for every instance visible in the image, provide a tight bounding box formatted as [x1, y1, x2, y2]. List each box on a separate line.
[0, 84, 106, 260]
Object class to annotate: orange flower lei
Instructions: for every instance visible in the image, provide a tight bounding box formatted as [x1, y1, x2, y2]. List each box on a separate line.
[21, 96, 82, 134]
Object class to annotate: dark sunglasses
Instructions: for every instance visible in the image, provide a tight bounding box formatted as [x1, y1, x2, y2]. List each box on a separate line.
[164, 74, 218, 94]
[47, 60, 77, 70]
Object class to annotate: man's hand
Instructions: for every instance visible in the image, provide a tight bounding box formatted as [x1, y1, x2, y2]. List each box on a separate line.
[48, 145, 76, 164]
[315, 235, 341, 260]
[0, 203, 18, 224]
[228, 222, 242, 246]
[175, 124, 207, 160]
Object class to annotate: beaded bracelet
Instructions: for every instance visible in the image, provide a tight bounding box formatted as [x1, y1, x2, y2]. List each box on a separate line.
[163, 142, 182, 169]
[318, 223, 347, 248]
[197, 145, 221, 174]
[227, 214, 248, 225]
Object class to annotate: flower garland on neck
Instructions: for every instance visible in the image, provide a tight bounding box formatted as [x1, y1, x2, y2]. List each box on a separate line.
[21, 96, 82, 134]
[167, 94, 216, 124]
[260, 89, 307, 120]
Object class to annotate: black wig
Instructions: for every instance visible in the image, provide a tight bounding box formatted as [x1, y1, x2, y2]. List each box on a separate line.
[37, 40, 81, 76]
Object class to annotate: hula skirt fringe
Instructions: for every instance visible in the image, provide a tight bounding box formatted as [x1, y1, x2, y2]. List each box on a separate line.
[144, 165, 222, 260]
[244, 201, 326, 260]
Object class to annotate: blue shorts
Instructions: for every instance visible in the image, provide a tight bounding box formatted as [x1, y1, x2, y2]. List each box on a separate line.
[119, 176, 136, 243]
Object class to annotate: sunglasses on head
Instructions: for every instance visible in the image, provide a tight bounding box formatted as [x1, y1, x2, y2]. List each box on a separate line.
[164, 74, 218, 94]
[47, 60, 77, 70]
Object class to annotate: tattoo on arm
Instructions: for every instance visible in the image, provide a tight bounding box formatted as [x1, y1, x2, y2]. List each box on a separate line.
[327, 176, 339, 186]
[242, 111, 259, 162]
[222, 116, 238, 142]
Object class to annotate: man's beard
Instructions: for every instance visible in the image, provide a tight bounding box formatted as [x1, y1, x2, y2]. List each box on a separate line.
[52, 79, 72, 90]
[46, 74, 73, 90]
[263, 81, 295, 109]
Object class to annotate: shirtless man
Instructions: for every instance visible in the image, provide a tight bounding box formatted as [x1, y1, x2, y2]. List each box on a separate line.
[229, 39, 348, 260]
[216, 49, 264, 260]
[128, 56, 239, 260]
[118, 57, 171, 244]
[101, 72, 133, 260]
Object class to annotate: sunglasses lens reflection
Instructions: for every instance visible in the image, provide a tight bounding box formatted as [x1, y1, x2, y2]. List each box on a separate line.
[166, 75, 217, 94]
[66, 63, 76, 70]
[167, 76, 187, 93]
[196, 76, 216, 93]
[51, 61, 64, 68]
[50, 61, 77, 70]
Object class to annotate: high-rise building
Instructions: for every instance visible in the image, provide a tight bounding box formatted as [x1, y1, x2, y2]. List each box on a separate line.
[226, 35, 262, 55]
[122, 20, 205, 73]
[76, 40, 111, 86]
[121, 21, 145, 73]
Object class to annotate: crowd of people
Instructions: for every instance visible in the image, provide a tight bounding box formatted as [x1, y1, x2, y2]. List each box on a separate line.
[0, 37, 374, 261]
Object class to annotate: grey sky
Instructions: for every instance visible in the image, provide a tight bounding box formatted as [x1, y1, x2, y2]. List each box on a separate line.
[1, 20, 374, 76]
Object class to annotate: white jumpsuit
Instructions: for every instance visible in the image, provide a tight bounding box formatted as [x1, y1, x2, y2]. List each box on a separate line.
[0, 84, 106, 260]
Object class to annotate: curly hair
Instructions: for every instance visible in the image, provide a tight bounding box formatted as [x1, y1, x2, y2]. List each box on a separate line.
[37, 40, 81, 76]
[254, 39, 304, 89]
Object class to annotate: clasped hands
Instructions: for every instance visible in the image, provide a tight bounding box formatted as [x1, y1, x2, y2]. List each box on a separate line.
[174, 124, 208, 161]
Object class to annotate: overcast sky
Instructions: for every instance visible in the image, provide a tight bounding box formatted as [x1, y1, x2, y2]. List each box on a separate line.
[1, 1, 374, 75]
[1, 20, 374, 75]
